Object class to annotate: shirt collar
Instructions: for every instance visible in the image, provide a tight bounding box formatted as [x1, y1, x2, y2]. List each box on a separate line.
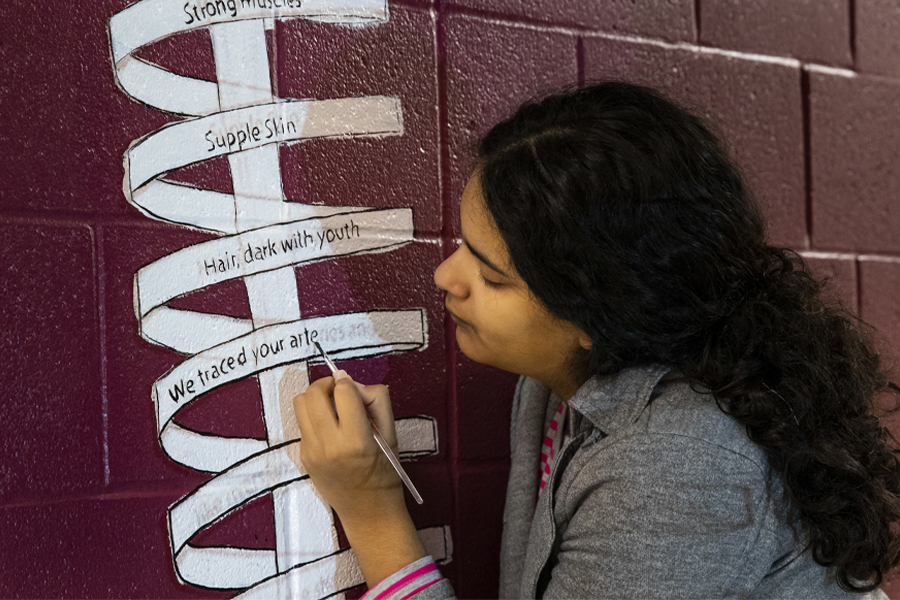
[567, 364, 672, 435]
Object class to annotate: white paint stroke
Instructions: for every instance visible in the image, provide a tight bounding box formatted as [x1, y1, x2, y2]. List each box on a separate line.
[177, 546, 276, 588]
[109, 0, 388, 69]
[395, 416, 440, 459]
[131, 180, 373, 234]
[858, 254, 900, 264]
[800, 251, 858, 261]
[115, 55, 220, 117]
[142, 307, 253, 354]
[124, 97, 403, 192]
[153, 310, 427, 425]
[208, 23, 325, 590]
[168, 432, 441, 560]
[134, 209, 414, 321]
[583, 30, 802, 69]
[162, 426, 269, 473]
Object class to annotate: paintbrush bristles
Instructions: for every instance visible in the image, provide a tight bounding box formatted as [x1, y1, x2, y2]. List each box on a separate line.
[315, 341, 339, 373]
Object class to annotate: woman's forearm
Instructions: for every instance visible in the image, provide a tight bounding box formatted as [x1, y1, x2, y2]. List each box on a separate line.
[340, 505, 427, 589]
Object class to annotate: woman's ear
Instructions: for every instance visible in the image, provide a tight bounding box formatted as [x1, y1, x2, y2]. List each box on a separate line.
[577, 330, 593, 350]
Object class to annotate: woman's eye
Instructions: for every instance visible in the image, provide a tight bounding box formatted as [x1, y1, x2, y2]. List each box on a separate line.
[479, 271, 502, 289]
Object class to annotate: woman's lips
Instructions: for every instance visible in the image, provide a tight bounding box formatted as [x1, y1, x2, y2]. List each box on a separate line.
[445, 304, 473, 331]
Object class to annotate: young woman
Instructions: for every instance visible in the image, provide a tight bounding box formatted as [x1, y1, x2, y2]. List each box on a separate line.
[293, 81, 900, 598]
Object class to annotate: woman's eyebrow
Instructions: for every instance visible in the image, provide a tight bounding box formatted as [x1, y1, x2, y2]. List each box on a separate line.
[463, 239, 509, 277]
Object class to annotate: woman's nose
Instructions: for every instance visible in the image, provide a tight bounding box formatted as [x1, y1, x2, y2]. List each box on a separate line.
[434, 246, 468, 298]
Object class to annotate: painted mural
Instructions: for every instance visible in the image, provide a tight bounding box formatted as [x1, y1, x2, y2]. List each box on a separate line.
[108, 0, 451, 595]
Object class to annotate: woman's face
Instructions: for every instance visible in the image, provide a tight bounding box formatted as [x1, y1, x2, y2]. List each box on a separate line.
[434, 175, 590, 397]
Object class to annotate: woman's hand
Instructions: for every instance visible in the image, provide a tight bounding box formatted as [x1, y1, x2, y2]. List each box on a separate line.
[293, 375, 426, 587]
[293, 375, 403, 523]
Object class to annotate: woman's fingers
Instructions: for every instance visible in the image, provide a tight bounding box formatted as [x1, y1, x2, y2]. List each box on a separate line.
[294, 377, 340, 438]
[294, 375, 398, 453]
[358, 384, 398, 450]
[332, 380, 398, 450]
[333, 378, 379, 437]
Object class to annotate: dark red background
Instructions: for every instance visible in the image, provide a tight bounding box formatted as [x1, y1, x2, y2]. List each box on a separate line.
[2, 0, 900, 597]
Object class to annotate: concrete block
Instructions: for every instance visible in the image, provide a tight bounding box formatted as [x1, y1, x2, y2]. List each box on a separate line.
[0, 222, 103, 503]
[454, 465, 512, 598]
[883, 578, 900, 600]
[0, 495, 220, 599]
[456, 351, 520, 463]
[700, 0, 851, 66]
[859, 258, 900, 369]
[446, 0, 695, 41]
[0, 0, 175, 217]
[860, 258, 900, 479]
[583, 36, 806, 248]
[810, 71, 900, 253]
[856, 0, 900, 77]
[443, 14, 578, 235]
[276, 6, 441, 235]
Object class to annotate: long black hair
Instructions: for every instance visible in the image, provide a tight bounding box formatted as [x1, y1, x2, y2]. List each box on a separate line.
[477, 81, 900, 592]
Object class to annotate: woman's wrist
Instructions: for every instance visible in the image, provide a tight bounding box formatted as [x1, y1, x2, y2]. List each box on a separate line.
[341, 504, 427, 589]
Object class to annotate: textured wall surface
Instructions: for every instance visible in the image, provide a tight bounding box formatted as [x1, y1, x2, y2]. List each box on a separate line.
[2, 0, 900, 598]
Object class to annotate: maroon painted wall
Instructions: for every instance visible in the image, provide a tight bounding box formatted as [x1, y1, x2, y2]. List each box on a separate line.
[2, 0, 900, 597]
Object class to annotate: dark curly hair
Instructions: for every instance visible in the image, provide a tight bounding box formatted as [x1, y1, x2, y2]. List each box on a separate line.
[476, 80, 900, 592]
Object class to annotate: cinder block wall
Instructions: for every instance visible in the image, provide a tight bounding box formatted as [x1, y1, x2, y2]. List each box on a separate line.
[2, 0, 899, 598]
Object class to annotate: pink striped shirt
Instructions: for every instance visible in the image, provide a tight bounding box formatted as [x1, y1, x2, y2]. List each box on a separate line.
[539, 402, 570, 499]
[361, 556, 444, 600]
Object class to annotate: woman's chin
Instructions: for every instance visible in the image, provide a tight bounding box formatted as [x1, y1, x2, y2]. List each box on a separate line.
[454, 332, 503, 372]
[454, 327, 480, 362]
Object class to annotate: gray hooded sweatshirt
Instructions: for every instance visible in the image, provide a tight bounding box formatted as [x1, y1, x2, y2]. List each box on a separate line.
[373, 365, 888, 599]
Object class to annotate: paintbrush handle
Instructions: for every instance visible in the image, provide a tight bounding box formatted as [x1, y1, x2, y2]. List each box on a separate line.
[370, 420, 424, 505]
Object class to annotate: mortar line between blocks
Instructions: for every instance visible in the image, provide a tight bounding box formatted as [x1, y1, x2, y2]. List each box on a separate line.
[436, 11, 453, 247]
[96, 224, 111, 487]
[0, 212, 108, 227]
[801, 67, 813, 249]
[855, 257, 863, 316]
[694, 0, 702, 44]
[576, 37, 585, 85]
[1, 483, 200, 510]
[435, 4, 463, 541]
[438, 3, 596, 34]
[848, 0, 856, 68]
